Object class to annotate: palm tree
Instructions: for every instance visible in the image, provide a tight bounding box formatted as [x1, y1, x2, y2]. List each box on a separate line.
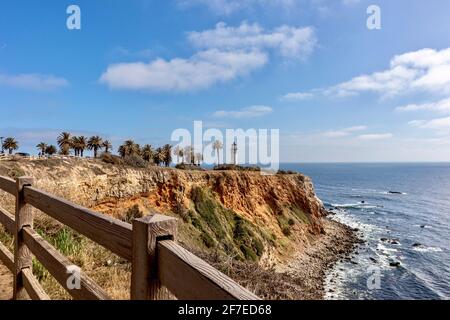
[173, 146, 185, 164]
[36, 142, 48, 156]
[77, 136, 87, 157]
[102, 140, 112, 154]
[57, 132, 72, 155]
[213, 140, 223, 165]
[173, 146, 181, 164]
[153, 147, 164, 166]
[71, 137, 79, 156]
[118, 140, 140, 158]
[45, 145, 57, 156]
[162, 144, 172, 167]
[184, 146, 195, 165]
[141, 144, 154, 162]
[194, 152, 203, 166]
[87, 136, 103, 158]
[3, 137, 18, 154]
[71, 136, 87, 157]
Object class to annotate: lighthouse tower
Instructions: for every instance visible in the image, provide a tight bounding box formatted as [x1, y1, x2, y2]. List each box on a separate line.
[231, 141, 238, 165]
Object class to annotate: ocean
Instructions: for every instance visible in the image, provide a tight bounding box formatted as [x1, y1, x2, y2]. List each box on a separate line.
[280, 163, 450, 300]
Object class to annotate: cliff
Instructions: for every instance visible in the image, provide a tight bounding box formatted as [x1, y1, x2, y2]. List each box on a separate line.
[0, 158, 327, 265]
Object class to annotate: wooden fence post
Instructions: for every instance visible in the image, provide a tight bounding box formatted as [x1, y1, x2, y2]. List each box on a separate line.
[131, 213, 177, 300]
[13, 177, 34, 300]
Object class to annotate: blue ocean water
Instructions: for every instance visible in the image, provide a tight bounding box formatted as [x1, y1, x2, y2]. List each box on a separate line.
[280, 163, 450, 300]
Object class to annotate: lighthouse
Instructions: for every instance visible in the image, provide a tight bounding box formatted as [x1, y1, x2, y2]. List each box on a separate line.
[231, 140, 238, 165]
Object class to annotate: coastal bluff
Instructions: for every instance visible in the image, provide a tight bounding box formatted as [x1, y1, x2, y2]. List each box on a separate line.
[0, 158, 356, 299]
[0, 158, 326, 261]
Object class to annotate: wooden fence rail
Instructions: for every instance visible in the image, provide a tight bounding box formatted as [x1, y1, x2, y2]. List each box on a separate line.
[0, 175, 260, 300]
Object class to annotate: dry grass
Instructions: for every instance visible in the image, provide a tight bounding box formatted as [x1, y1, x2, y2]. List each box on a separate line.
[192, 249, 307, 300]
[0, 206, 132, 300]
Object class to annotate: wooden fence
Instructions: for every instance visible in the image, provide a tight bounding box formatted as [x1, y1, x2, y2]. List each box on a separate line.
[0, 175, 260, 300]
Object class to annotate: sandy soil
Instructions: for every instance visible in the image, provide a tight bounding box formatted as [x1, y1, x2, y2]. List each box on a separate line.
[0, 263, 12, 300]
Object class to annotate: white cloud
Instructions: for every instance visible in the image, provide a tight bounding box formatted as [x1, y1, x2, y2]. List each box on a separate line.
[0, 73, 68, 91]
[342, 0, 361, 5]
[323, 125, 367, 138]
[284, 48, 450, 100]
[177, 0, 296, 15]
[188, 22, 317, 60]
[101, 21, 315, 92]
[396, 97, 450, 114]
[323, 48, 450, 98]
[281, 92, 314, 101]
[358, 133, 393, 140]
[409, 117, 450, 130]
[100, 49, 268, 91]
[212, 105, 273, 118]
[177, 0, 360, 15]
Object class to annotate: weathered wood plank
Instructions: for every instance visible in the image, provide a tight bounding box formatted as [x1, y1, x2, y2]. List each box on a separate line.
[22, 268, 50, 300]
[0, 176, 16, 195]
[131, 213, 177, 300]
[0, 206, 15, 234]
[23, 227, 110, 300]
[23, 186, 133, 261]
[158, 240, 260, 300]
[0, 241, 14, 272]
[14, 177, 34, 300]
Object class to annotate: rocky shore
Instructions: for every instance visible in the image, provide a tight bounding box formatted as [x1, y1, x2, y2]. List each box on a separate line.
[276, 218, 360, 300]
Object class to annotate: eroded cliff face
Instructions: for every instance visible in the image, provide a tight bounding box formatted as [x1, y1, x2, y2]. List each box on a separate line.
[0, 158, 327, 265]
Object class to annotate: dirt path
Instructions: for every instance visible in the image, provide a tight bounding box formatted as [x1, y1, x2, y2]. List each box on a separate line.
[0, 262, 12, 300]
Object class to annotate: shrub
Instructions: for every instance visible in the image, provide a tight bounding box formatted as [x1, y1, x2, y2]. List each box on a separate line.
[32, 259, 48, 281]
[201, 233, 216, 248]
[124, 204, 144, 223]
[101, 152, 123, 165]
[123, 155, 148, 168]
[175, 202, 190, 222]
[8, 165, 25, 179]
[191, 187, 226, 238]
[213, 164, 261, 172]
[53, 228, 82, 256]
[277, 170, 297, 175]
[282, 227, 291, 236]
[288, 218, 295, 226]
[240, 244, 258, 261]
[175, 163, 204, 171]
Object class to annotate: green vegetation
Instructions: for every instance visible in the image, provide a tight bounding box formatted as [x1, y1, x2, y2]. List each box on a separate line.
[7, 165, 25, 179]
[213, 164, 261, 172]
[87, 136, 103, 158]
[2, 137, 19, 154]
[188, 186, 266, 262]
[291, 206, 311, 224]
[274, 205, 312, 238]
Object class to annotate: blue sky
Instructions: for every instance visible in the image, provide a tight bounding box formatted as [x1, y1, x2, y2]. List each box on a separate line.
[1, 0, 450, 162]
